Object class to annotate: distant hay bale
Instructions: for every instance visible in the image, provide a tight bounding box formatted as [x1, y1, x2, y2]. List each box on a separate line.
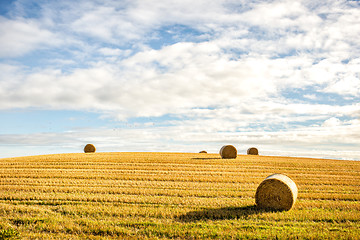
[247, 147, 259, 155]
[84, 144, 96, 153]
[199, 151, 207, 153]
[255, 173, 298, 211]
[219, 145, 237, 159]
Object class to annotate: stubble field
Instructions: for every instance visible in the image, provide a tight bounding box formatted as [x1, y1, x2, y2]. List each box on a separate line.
[0, 152, 359, 239]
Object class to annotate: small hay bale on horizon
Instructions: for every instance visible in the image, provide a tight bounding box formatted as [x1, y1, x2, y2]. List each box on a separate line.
[255, 173, 298, 211]
[199, 150, 207, 153]
[247, 147, 259, 155]
[219, 145, 237, 159]
[84, 144, 96, 153]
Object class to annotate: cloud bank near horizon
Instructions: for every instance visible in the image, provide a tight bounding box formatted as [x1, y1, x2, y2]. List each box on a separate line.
[0, 0, 359, 159]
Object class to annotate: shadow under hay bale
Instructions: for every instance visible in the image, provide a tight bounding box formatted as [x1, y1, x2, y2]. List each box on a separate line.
[219, 145, 237, 159]
[84, 144, 96, 153]
[255, 173, 298, 211]
[176, 205, 279, 222]
[247, 147, 259, 155]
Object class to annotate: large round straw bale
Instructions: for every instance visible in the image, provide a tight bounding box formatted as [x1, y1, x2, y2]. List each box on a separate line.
[255, 173, 298, 211]
[247, 147, 259, 155]
[84, 144, 96, 153]
[219, 145, 237, 159]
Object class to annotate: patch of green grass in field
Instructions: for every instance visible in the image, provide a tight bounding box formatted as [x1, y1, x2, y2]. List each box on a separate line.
[0, 223, 20, 240]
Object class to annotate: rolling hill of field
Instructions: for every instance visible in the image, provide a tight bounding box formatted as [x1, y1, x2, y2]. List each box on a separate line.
[0, 152, 359, 239]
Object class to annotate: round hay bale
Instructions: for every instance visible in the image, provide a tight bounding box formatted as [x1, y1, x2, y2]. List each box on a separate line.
[219, 145, 237, 159]
[255, 173, 298, 211]
[199, 150, 207, 153]
[84, 144, 96, 153]
[247, 147, 259, 155]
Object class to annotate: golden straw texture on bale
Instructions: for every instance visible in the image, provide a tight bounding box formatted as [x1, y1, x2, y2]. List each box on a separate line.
[219, 145, 237, 159]
[84, 144, 96, 153]
[255, 173, 298, 211]
[247, 147, 259, 155]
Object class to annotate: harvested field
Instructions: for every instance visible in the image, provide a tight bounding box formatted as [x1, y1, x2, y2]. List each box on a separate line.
[0, 152, 359, 239]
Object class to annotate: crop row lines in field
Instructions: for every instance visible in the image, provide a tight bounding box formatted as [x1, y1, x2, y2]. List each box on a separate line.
[1, 165, 358, 175]
[0, 174, 358, 188]
[2, 161, 358, 173]
[0, 185, 255, 198]
[0, 175, 266, 184]
[0, 175, 358, 187]
[1, 183, 357, 196]
[0, 178, 252, 189]
[0, 193, 255, 208]
[1, 178, 358, 193]
[0, 184, 253, 193]
[0, 169, 289, 177]
[1, 168, 357, 182]
[0, 166, 357, 180]
[0, 187, 358, 203]
[1, 198, 359, 214]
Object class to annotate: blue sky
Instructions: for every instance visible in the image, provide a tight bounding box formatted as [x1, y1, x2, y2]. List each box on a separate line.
[0, 0, 359, 160]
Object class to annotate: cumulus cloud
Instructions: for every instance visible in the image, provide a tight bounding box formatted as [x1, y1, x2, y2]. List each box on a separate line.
[98, 48, 131, 57]
[0, 16, 61, 57]
[322, 117, 341, 127]
[0, 42, 313, 117]
[321, 59, 360, 97]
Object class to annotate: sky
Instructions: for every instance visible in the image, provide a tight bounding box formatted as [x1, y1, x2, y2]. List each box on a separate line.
[0, 0, 359, 160]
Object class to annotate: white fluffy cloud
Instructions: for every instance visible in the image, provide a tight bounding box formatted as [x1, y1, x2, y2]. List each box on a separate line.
[0, 16, 61, 57]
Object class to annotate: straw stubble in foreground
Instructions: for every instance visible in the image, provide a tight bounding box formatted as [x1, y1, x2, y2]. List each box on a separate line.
[0, 152, 359, 239]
